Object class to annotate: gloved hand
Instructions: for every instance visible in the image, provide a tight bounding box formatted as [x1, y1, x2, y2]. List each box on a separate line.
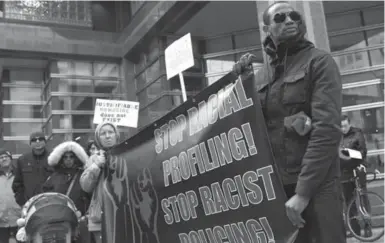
[232, 53, 258, 80]
[284, 111, 312, 136]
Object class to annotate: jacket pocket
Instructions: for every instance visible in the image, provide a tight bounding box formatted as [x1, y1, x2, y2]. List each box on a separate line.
[282, 71, 307, 105]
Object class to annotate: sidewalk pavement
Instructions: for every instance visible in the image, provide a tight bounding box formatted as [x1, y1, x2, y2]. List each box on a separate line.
[347, 228, 384, 243]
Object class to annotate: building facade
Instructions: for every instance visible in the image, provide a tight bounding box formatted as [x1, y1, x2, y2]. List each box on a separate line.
[0, 1, 383, 173]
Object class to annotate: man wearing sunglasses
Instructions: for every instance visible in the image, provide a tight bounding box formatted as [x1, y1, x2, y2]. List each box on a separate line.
[233, 2, 345, 243]
[12, 131, 53, 207]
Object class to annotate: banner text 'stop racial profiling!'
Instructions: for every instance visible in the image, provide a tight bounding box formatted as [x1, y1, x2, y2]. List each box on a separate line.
[101, 72, 298, 243]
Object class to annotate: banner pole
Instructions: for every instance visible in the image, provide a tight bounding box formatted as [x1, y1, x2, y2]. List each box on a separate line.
[179, 72, 187, 102]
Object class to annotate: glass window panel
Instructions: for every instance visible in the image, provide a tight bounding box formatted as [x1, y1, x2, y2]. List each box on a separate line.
[234, 30, 261, 49]
[205, 54, 235, 74]
[329, 32, 366, 52]
[50, 61, 71, 75]
[135, 53, 147, 74]
[363, 5, 384, 26]
[138, 110, 151, 128]
[2, 140, 31, 155]
[138, 91, 148, 107]
[43, 103, 52, 118]
[366, 29, 384, 46]
[341, 69, 384, 84]
[207, 75, 223, 86]
[6, 69, 44, 85]
[3, 122, 43, 136]
[3, 105, 42, 118]
[50, 134, 72, 148]
[135, 71, 147, 90]
[170, 76, 203, 93]
[43, 120, 52, 135]
[147, 95, 172, 113]
[366, 154, 384, 173]
[334, 47, 384, 73]
[94, 80, 119, 94]
[369, 48, 385, 66]
[326, 12, 362, 32]
[343, 83, 384, 107]
[343, 107, 384, 152]
[60, 1, 68, 19]
[51, 115, 72, 129]
[145, 60, 161, 84]
[205, 36, 232, 53]
[72, 115, 93, 129]
[2, 87, 41, 101]
[73, 62, 92, 76]
[51, 78, 93, 93]
[71, 96, 94, 111]
[93, 63, 120, 77]
[51, 96, 71, 110]
[147, 39, 160, 62]
[145, 78, 164, 101]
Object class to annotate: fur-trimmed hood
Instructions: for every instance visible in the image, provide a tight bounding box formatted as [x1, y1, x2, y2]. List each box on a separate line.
[48, 141, 88, 168]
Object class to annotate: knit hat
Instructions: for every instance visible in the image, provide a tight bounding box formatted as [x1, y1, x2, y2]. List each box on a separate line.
[29, 131, 46, 143]
[0, 148, 12, 159]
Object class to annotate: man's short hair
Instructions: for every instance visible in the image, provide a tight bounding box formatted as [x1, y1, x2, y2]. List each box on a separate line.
[262, 1, 290, 25]
[341, 114, 350, 123]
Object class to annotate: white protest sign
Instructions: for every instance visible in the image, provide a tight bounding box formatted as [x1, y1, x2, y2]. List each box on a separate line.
[93, 99, 139, 128]
[165, 33, 195, 80]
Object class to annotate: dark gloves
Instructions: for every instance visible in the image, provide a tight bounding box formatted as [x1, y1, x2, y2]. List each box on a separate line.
[284, 111, 312, 136]
[232, 53, 259, 80]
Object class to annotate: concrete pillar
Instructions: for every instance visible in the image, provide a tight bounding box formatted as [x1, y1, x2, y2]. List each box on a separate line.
[290, 1, 330, 52]
[255, 0, 331, 63]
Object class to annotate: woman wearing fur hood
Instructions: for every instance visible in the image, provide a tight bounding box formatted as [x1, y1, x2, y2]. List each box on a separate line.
[42, 141, 91, 216]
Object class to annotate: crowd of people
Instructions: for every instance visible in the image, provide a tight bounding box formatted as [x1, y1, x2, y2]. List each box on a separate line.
[0, 1, 375, 243]
[0, 122, 120, 243]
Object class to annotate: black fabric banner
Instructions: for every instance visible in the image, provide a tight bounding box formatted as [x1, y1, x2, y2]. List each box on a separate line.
[101, 72, 298, 243]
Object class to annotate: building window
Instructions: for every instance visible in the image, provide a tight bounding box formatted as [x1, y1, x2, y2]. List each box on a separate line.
[325, 2, 384, 73]
[4, 0, 92, 27]
[42, 60, 122, 141]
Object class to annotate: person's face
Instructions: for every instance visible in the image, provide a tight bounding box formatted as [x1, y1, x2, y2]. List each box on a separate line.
[0, 155, 11, 168]
[99, 125, 118, 149]
[341, 120, 351, 135]
[62, 152, 75, 168]
[264, 3, 301, 43]
[89, 143, 99, 156]
[30, 137, 46, 155]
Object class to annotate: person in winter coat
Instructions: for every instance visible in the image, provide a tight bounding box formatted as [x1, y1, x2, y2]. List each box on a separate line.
[12, 131, 52, 207]
[43, 141, 91, 216]
[340, 114, 370, 236]
[80, 122, 120, 243]
[86, 140, 100, 157]
[233, 2, 344, 242]
[0, 149, 21, 243]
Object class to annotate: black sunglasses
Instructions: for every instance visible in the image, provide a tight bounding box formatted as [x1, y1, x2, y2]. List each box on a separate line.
[31, 137, 45, 143]
[273, 11, 301, 24]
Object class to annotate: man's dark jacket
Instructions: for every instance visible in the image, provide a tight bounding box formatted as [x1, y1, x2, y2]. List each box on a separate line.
[340, 127, 367, 182]
[12, 150, 53, 206]
[253, 35, 342, 198]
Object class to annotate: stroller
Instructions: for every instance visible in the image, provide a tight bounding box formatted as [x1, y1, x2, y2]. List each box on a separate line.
[16, 192, 82, 243]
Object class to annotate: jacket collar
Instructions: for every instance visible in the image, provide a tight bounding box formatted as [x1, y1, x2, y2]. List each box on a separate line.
[263, 35, 314, 65]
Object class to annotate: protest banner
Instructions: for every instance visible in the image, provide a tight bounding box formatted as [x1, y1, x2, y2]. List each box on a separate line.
[93, 99, 139, 128]
[100, 71, 298, 243]
[165, 33, 195, 102]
